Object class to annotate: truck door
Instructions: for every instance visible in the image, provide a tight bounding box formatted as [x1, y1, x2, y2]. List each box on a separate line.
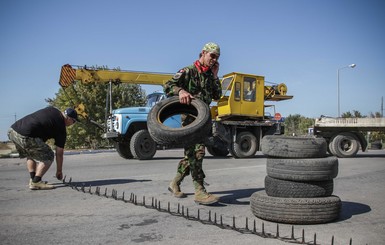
[240, 76, 264, 118]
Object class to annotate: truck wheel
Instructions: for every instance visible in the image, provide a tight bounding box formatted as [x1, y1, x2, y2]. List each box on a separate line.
[130, 130, 156, 160]
[206, 136, 229, 157]
[148, 97, 211, 147]
[115, 142, 134, 159]
[261, 136, 327, 158]
[328, 138, 337, 156]
[231, 131, 258, 158]
[266, 156, 338, 181]
[250, 190, 341, 224]
[331, 133, 360, 158]
[264, 176, 334, 198]
[206, 145, 229, 157]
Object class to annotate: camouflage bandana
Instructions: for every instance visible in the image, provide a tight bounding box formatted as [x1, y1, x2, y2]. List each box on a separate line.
[202, 42, 220, 55]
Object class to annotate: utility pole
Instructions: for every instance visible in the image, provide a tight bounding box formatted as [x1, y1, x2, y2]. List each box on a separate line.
[14, 113, 17, 122]
[382, 96, 384, 118]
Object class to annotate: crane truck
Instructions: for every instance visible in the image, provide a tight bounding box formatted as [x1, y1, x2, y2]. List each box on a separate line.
[59, 64, 293, 160]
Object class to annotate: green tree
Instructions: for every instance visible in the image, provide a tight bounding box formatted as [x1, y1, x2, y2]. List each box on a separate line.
[47, 81, 146, 149]
[283, 114, 315, 136]
[341, 110, 365, 118]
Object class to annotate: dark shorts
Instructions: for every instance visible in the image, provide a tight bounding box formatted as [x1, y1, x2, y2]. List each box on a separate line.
[7, 128, 54, 164]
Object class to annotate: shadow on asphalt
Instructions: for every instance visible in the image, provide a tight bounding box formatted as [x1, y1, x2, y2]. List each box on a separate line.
[337, 201, 372, 221]
[69, 179, 152, 187]
[353, 154, 385, 158]
[213, 188, 264, 205]
[205, 155, 267, 159]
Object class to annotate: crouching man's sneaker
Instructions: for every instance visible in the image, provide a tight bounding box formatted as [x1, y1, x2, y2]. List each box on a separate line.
[29, 180, 54, 190]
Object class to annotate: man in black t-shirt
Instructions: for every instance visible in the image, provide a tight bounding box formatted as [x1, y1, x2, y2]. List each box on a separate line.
[7, 106, 78, 190]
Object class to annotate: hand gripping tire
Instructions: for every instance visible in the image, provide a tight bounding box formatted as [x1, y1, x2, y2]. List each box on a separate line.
[261, 136, 327, 158]
[250, 190, 341, 224]
[147, 96, 212, 147]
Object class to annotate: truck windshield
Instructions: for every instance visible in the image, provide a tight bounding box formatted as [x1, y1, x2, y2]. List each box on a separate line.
[146, 93, 164, 107]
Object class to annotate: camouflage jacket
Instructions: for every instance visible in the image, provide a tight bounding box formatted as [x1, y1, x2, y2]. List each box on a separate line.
[164, 63, 222, 105]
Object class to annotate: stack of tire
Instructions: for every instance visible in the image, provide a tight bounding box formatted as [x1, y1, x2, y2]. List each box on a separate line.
[250, 136, 341, 224]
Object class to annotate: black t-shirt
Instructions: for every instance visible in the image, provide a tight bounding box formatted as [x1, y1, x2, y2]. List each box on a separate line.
[11, 106, 67, 148]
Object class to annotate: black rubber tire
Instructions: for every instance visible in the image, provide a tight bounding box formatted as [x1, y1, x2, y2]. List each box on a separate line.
[148, 97, 211, 147]
[330, 133, 360, 158]
[250, 190, 341, 224]
[130, 129, 156, 160]
[328, 138, 337, 156]
[264, 176, 334, 198]
[114, 142, 134, 159]
[266, 156, 338, 181]
[261, 136, 327, 158]
[371, 141, 383, 150]
[206, 145, 229, 157]
[231, 131, 258, 158]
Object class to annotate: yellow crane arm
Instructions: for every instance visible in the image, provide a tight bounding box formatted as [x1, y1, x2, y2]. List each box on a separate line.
[59, 64, 173, 88]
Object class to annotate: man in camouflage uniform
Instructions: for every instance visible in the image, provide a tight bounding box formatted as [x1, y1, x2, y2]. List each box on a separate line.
[164, 42, 222, 205]
[8, 107, 78, 190]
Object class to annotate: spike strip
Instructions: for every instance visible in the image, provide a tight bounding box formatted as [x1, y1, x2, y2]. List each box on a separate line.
[61, 176, 353, 245]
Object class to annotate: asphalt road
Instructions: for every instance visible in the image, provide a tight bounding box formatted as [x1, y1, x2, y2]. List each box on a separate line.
[1, 149, 385, 245]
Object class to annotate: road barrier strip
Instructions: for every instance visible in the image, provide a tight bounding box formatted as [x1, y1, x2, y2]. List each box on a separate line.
[62, 176, 355, 245]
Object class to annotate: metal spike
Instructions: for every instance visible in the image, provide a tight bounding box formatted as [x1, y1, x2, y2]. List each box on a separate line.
[186, 208, 189, 218]
[214, 213, 217, 224]
[302, 229, 305, 244]
[134, 195, 137, 205]
[88, 185, 92, 194]
[158, 200, 160, 210]
[122, 192, 125, 201]
[220, 215, 223, 226]
[291, 225, 294, 239]
[232, 216, 236, 229]
[253, 220, 256, 233]
[262, 222, 265, 236]
[182, 205, 184, 216]
[349, 238, 352, 245]
[276, 224, 279, 238]
[331, 235, 334, 245]
[197, 209, 200, 220]
[177, 203, 180, 214]
[245, 217, 249, 230]
[151, 197, 154, 207]
[69, 177, 72, 184]
[104, 188, 107, 197]
[314, 233, 316, 245]
[143, 196, 145, 206]
[209, 211, 211, 222]
[167, 202, 170, 212]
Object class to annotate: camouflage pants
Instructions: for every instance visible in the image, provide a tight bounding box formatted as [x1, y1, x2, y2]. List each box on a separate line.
[7, 128, 54, 164]
[177, 143, 206, 181]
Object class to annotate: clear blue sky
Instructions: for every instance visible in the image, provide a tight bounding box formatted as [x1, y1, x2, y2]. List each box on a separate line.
[1, 0, 384, 141]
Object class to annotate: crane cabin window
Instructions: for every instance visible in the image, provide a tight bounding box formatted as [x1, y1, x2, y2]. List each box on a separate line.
[243, 77, 256, 102]
[235, 82, 241, 101]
